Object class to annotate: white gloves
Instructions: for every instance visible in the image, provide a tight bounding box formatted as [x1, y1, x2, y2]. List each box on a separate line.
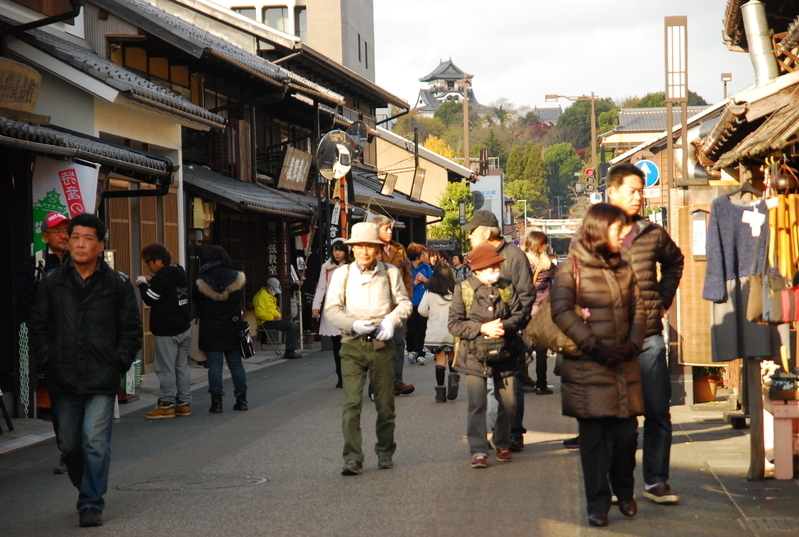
[375, 319, 394, 341]
[352, 320, 375, 335]
[136, 276, 148, 285]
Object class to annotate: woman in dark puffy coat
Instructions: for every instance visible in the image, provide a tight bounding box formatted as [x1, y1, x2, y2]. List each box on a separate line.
[550, 203, 646, 528]
[194, 245, 248, 413]
[448, 243, 526, 469]
[521, 231, 555, 394]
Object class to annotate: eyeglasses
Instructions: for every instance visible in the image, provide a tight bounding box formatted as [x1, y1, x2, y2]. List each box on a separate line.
[352, 244, 378, 252]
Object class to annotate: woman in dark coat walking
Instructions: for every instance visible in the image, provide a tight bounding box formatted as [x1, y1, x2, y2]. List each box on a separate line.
[194, 245, 248, 413]
[550, 203, 646, 528]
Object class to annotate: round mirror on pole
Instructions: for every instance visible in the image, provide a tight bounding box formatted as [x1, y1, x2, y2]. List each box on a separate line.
[315, 130, 352, 180]
[346, 120, 369, 160]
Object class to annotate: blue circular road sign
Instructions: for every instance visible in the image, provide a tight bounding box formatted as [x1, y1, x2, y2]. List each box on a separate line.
[634, 160, 660, 188]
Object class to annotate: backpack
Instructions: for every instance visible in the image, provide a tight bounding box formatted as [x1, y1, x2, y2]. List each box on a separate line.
[456, 279, 514, 364]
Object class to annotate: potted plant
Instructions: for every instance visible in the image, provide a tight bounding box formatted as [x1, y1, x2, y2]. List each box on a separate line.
[693, 366, 725, 403]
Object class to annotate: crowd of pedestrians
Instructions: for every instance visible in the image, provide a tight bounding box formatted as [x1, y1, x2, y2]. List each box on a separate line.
[22, 163, 683, 529]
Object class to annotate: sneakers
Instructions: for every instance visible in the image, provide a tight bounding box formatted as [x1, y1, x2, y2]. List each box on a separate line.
[446, 373, 460, 400]
[394, 381, 415, 395]
[416, 354, 426, 365]
[470, 455, 488, 468]
[496, 448, 512, 462]
[535, 387, 554, 395]
[79, 507, 103, 527]
[509, 436, 524, 452]
[562, 436, 579, 449]
[521, 384, 538, 393]
[377, 454, 394, 469]
[341, 459, 363, 476]
[146, 401, 176, 420]
[284, 350, 302, 359]
[175, 404, 192, 417]
[407, 352, 417, 364]
[643, 482, 680, 504]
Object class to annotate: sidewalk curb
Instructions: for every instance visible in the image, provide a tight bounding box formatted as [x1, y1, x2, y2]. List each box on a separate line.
[0, 346, 325, 456]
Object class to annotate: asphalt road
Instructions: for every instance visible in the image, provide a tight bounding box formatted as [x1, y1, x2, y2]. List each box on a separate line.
[0, 351, 781, 536]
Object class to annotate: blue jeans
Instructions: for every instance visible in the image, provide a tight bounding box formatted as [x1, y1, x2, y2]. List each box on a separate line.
[50, 393, 115, 512]
[206, 349, 247, 398]
[638, 334, 672, 485]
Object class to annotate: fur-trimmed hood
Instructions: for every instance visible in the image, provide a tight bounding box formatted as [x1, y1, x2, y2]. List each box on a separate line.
[195, 267, 246, 301]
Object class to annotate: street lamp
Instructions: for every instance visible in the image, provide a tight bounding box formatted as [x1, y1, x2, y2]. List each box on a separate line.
[546, 93, 597, 171]
[721, 73, 732, 99]
[516, 199, 527, 239]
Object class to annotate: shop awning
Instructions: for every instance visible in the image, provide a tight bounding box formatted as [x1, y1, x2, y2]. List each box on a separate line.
[0, 116, 174, 184]
[183, 166, 315, 218]
[351, 167, 444, 218]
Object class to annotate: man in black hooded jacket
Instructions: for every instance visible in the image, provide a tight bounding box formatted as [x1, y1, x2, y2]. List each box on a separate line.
[137, 243, 192, 419]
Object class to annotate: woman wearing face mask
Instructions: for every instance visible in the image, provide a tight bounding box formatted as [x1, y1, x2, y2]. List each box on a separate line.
[447, 243, 526, 469]
[550, 203, 646, 528]
[312, 239, 352, 388]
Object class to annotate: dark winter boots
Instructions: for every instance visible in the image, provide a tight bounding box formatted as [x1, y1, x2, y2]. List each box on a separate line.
[435, 386, 447, 403]
[209, 394, 223, 413]
[233, 394, 248, 411]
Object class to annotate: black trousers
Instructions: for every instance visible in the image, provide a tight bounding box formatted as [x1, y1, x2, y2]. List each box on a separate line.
[405, 306, 428, 355]
[577, 416, 638, 515]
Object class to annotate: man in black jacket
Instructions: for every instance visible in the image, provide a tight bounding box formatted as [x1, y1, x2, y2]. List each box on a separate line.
[137, 243, 192, 419]
[29, 213, 142, 528]
[464, 210, 534, 453]
[607, 163, 684, 505]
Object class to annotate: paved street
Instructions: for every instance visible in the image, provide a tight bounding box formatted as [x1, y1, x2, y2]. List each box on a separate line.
[1, 347, 798, 536]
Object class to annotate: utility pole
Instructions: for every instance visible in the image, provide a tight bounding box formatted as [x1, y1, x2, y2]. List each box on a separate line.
[462, 73, 470, 170]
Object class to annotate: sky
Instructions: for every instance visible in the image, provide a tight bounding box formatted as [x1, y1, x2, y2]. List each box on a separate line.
[373, 0, 756, 112]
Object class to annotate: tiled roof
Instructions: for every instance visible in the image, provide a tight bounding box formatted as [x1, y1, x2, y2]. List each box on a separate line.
[8, 20, 226, 128]
[351, 167, 444, 218]
[96, 0, 285, 82]
[182, 165, 315, 217]
[94, 0, 343, 105]
[615, 107, 707, 132]
[0, 116, 172, 175]
[420, 59, 471, 82]
[533, 106, 562, 123]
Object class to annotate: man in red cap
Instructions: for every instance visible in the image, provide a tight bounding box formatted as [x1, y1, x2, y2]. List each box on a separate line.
[16, 211, 71, 474]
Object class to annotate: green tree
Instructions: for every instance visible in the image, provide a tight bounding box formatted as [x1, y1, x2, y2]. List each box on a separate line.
[633, 90, 708, 107]
[543, 143, 582, 213]
[434, 100, 464, 127]
[393, 111, 445, 142]
[545, 96, 617, 152]
[427, 181, 474, 252]
[482, 128, 509, 169]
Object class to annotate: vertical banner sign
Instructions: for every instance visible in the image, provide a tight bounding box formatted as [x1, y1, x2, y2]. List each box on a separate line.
[265, 220, 280, 277]
[31, 157, 99, 253]
[57, 168, 87, 215]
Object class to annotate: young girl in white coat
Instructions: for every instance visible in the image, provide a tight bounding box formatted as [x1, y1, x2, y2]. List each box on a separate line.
[312, 240, 351, 388]
[419, 263, 460, 402]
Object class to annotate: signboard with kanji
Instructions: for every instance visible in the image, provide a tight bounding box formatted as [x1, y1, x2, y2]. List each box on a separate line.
[277, 148, 313, 191]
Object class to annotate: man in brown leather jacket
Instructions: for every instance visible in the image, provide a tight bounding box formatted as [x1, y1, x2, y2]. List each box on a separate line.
[371, 215, 415, 395]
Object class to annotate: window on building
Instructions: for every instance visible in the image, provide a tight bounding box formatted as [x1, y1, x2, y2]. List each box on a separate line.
[358, 34, 361, 62]
[294, 6, 307, 42]
[364, 42, 368, 69]
[232, 6, 257, 20]
[263, 6, 288, 32]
